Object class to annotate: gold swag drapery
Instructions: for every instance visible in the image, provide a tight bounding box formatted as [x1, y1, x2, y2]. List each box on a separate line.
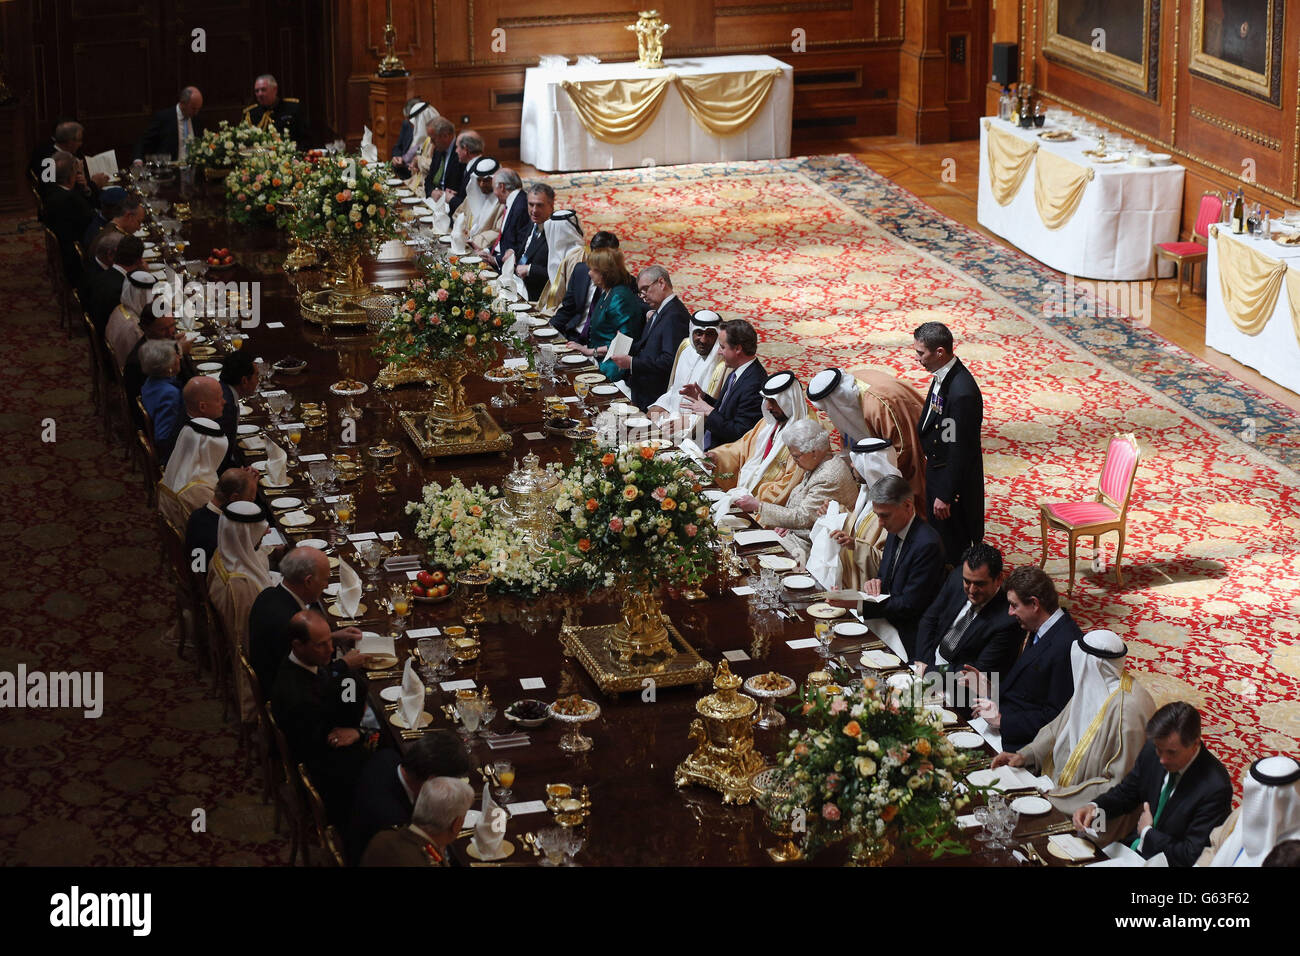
[1215, 230, 1289, 336]
[985, 121, 1038, 206]
[561, 68, 782, 144]
[1033, 149, 1095, 231]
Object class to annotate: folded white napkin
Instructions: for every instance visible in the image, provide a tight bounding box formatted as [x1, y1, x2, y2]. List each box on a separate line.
[265, 439, 288, 485]
[806, 502, 847, 589]
[472, 781, 506, 858]
[711, 485, 750, 524]
[400, 658, 424, 729]
[423, 194, 451, 233]
[337, 560, 362, 618]
[359, 126, 378, 163]
[280, 509, 312, 527]
[861, 616, 906, 659]
[1047, 834, 1095, 861]
[678, 437, 708, 466]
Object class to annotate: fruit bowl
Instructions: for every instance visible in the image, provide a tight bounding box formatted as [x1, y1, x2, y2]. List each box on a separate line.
[505, 699, 551, 728]
[412, 569, 454, 603]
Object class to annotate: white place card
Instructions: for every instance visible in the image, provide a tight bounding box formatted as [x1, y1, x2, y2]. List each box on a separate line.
[506, 800, 548, 816]
[348, 532, 379, 542]
[519, 677, 546, 690]
[523, 432, 545, 440]
[406, 627, 442, 638]
[406, 571, 420, 580]
[324, 494, 342, 503]
[786, 638, 821, 650]
[731, 586, 755, 596]
[378, 531, 400, 541]
[262, 529, 285, 547]
[298, 453, 327, 462]
[440, 679, 476, 692]
[503, 357, 528, 369]
[277, 422, 305, 431]
[722, 649, 750, 662]
[262, 389, 288, 398]
[266, 321, 285, 329]
[559, 396, 579, 403]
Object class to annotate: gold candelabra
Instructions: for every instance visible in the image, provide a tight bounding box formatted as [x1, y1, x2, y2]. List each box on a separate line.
[376, 0, 409, 77]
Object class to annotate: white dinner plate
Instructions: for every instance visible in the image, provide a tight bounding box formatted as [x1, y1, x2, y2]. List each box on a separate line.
[757, 554, 796, 571]
[831, 621, 867, 638]
[510, 303, 533, 312]
[385, 177, 405, 186]
[947, 731, 985, 749]
[379, 685, 404, 702]
[590, 384, 620, 396]
[297, 539, 329, 551]
[250, 460, 268, 472]
[734, 529, 781, 547]
[270, 497, 302, 509]
[575, 372, 605, 385]
[526, 317, 550, 328]
[640, 437, 672, 450]
[322, 583, 341, 597]
[782, 574, 816, 590]
[560, 353, 588, 365]
[966, 769, 998, 788]
[259, 476, 291, 489]
[925, 705, 958, 724]
[1011, 796, 1052, 816]
[806, 602, 846, 620]
[859, 648, 900, 667]
[236, 424, 260, 436]
[624, 416, 652, 428]
[532, 327, 559, 338]
[197, 362, 222, 373]
[400, 196, 423, 205]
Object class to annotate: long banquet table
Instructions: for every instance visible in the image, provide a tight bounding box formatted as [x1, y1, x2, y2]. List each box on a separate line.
[158, 173, 1101, 867]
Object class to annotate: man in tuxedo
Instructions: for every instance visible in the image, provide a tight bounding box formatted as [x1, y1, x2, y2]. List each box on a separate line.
[606, 265, 691, 409]
[1075, 702, 1232, 865]
[271, 610, 370, 824]
[90, 236, 144, 331]
[444, 131, 483, 212]
[249, 547, 363, 694]
[347, 730, 471, 864]
[243, 74, 309, 145]
[88, 195, 146, 267]
[850, 475, 945, 659]
[41, 154, 95, 282]
[134, 86, 205, 162]
[388, 98, 423, 177]
[30, 120, 109, 202]
[186, 467, 258, 570]
[513, 184, 555, 301]
[913, 321, 984, 565]
[487, 168, 528, 268]
[551, 230, 620, 342]
[80, 230, 123, 318]
[680, 319, 765, 450]
[421, 118, 462, 199]
[912, 542, 1022, 676]
[215, 351, 260, 469]
[81, 186, 127, 256]
[970, 566, 1078, 751]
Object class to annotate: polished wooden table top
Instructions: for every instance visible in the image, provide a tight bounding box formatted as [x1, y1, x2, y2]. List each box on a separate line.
[165, 174, 1099, 867]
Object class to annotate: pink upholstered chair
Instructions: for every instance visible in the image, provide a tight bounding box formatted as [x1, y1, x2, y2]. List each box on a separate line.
[1039, 433, 1141, 596]
[1153, 193, 1223, 306]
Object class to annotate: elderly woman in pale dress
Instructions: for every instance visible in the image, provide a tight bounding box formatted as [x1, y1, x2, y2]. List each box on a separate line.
[732, 419, 859, 563]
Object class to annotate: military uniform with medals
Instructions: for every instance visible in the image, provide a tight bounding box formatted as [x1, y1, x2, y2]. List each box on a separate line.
[243, 97, 310, 146]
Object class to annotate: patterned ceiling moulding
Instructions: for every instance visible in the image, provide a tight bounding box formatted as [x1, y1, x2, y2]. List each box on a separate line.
[1043, 0, 1161, 100]
[1188, 0, 1284, 106]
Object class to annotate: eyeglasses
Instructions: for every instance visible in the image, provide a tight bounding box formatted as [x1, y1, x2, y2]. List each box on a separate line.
[637, 278, 662, 294]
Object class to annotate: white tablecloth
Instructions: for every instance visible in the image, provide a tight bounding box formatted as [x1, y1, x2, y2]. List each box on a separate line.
[520, 55, 793, 172]
[1205, 228, 1300, 394]
[976, 118, 1185, 281]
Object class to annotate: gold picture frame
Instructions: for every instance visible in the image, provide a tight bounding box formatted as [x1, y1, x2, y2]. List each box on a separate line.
[1044, 0, 1160, 98]
[1189, 0, 1283, 104]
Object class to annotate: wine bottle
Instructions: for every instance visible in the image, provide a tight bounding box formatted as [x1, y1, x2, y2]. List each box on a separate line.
[1231, 190, 1245, 234]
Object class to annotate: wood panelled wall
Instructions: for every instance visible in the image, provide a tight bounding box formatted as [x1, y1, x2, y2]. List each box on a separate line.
[1002, 1, 1300, 239]
[333, 0, 988, 157]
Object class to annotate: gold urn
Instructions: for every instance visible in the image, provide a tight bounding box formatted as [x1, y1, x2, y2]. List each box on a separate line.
[489, 453, 560, 554]
[674, 660, 766, 805]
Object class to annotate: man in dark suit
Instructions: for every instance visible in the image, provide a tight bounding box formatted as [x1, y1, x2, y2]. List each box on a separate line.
[186, 467, 258, 570]
[913, 542, 1022, 676]
[486, 167, 528, 268]
[30, 120, 108, 203]
[387, 98, 420, 176]
[1076, 702, 1233, 866]
[849, 474, 946, 658]
[215, 351, 260, 469]
[347, 730, 471, 864]
[510, 184, 554, 301]
[422, 117, 464, 200]
[606, 265, 691, 410]
[551, 230, 619, 341]
[913, 321, 984, 565]
[443, 131, 483, 213]
[40, 154, 95, 282]
[271, 610, 370, 824]
[87, 195, 146, 268]
[134, 86, 205, 162]
[243, 74, 309, 145]
[249, 547, 362, 694]
[681, 319, 766, 450]
[971, 566, 1079, 751]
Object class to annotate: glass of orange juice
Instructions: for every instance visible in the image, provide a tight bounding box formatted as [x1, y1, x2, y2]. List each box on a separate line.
[390, 583, 411, 635]
[493, 760, 515, 803]
[334, 494, 354, 533]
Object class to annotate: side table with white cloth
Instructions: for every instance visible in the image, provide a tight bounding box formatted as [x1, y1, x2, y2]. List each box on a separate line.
[977, 117, 1185, 281]
[1205, 225, 1300, 395]
[521, 55, 793, 172]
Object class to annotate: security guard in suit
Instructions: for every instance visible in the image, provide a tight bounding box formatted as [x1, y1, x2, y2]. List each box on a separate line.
[243, 73, 310, 145]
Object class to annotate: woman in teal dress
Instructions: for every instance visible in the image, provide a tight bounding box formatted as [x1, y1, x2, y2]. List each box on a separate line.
[572, 246, 643, 380]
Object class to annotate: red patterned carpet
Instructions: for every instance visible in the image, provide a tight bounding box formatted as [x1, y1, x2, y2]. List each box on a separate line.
[3, 155, 1298, 864]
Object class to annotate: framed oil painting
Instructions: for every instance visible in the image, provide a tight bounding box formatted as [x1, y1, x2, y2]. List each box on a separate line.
[1044, 0, 1160, 98]
[1190, 0, 1283, 104]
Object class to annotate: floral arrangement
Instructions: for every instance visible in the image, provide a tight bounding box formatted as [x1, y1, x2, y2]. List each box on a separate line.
[288, 153, 399, 246]
[551, 441, 719, 588]
[772, 678, 971, 860]
[189, 120, 287, 170]
[376, 255, 516, 367]
[225, 146, 310, 225]
[405, 477, 566, 597]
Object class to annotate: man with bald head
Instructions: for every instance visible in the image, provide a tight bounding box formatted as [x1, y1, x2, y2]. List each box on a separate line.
[136, 86, 205, 162]
[271, 609, 370, 823]
[183, 374, 224, 422]
[249, 546, 362, 693]
[186, 466, 257, 569]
